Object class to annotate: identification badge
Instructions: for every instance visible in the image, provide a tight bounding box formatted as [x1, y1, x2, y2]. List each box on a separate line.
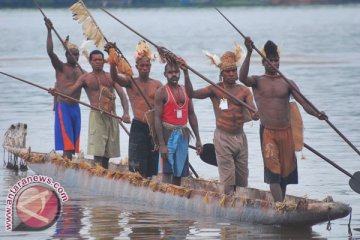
[219, 98, 228, 110]
[177, 109, 182, 118]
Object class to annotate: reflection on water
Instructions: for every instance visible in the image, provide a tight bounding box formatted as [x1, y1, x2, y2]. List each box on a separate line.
[0, 160, 356, 239]
[53, 203, 84, 239]
[1, 4, 360, 240]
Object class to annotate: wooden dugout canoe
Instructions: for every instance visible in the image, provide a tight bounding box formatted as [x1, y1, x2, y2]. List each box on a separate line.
[4, 145, 352, 227]
[2, 122, 351, 226]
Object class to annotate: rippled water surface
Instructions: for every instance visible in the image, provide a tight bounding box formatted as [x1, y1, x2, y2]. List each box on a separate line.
[1, 4, 360, 239]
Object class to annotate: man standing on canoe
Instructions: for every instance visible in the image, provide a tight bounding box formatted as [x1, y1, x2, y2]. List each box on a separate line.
[64, 50, 130, 169]
[107, 41, 162, 178]
[155, 59, 202, 186]
[240, 38, 327, 202]
[184, 46, 258, 194]
[45, 17, 84, 160]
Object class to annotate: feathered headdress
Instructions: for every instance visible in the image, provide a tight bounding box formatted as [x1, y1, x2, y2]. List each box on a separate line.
[134, 40, 156, 62]
[203, 43, 243, 71]
[70, 0, 106, 48]
[79, 40, 92, 61]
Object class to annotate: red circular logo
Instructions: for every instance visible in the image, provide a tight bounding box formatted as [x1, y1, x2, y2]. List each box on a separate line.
[15, 185, 61, 230]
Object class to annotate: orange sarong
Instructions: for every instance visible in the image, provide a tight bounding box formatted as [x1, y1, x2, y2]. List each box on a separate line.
[260, 125, 298, 185]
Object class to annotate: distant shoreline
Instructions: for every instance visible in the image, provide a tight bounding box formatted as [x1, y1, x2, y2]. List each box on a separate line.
[0, 0, 358, 9]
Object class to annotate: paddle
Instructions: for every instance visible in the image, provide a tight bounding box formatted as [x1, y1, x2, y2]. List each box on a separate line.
[32, 0, 85, 74]
[100, 8, 257, 114]
[189, 144, 217, 167]
[70, 1, 152, 108]
[304, 143, 360, 194]
[215, 8, 360, 158]
[0, 72, 201, 178]
[0, 72, 130, 134]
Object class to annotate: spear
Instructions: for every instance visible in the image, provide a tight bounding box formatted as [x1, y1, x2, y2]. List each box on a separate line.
[32, 0, 85, 74]
[215, 8, 360, 157]
[0, 72, 129, 135]
[100, 8, 257, 114]
[70, 0, 152, 108]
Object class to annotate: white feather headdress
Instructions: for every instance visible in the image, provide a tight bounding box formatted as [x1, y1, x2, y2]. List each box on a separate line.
[203, 43, 244, 71]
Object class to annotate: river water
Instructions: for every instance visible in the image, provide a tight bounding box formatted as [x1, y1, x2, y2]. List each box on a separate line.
[1, 4, 360, 239]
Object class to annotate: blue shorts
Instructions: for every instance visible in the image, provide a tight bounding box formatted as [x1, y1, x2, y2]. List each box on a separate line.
[54, 101, 81, 153]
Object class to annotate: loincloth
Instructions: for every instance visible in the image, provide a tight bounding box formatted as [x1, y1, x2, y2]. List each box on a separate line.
[260, 125, 298, 185]
[159, 122, 191, 177]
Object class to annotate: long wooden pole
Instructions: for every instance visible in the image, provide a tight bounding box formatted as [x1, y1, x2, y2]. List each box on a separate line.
[32, 0, 85, 74]
[304, 143, 360, 194]
[33, 0, 132, 135]
[76, 0, 152, 108]
[100, 8, 257, 113]
[215, 8, 360, 157]
[74, 3, 199, 178]
[1, 71, 203, 177]
[0, 72, 129, 135]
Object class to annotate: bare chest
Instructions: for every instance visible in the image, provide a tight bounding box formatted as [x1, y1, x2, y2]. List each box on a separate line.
[213, 84, 247, 105]
[255, 78, 290, 99]
[128, 80, 159, 101]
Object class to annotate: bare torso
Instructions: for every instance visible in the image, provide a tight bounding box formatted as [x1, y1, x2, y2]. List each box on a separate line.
[83, 71, 116, 112]
[127, 77, 162, 122]
[55, 64, 83, 103]
[210, 83, 253, 134]
[252, 75, 291, 129]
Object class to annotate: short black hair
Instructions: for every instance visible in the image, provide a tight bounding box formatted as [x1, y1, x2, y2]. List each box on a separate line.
[164, 61, 179, 72]
[89, 50, 104, 61]
[264, 40, 279, 58]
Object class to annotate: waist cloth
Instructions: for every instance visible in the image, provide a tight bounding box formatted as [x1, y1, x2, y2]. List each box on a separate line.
[54, 101, 81, 153]
[159, 122, 192, 177]
[128, 119, 159, 178]
[87, 110, 120, 158]
[260, 124, 298, 185]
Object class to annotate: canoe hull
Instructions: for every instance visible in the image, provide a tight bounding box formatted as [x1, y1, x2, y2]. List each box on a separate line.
[26, 158, 351, 226]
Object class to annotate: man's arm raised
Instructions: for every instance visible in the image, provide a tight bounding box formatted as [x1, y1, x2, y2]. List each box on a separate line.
[239, 37, 256, 87]
[179, 57, 212, 99]
[45, 17, 63, 71]
[106, 42, 132, 88]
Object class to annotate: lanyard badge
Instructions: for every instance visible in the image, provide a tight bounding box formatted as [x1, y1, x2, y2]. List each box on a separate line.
[219, 98, 228, 110]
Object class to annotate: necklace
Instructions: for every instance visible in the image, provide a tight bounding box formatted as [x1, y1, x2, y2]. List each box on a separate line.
[168, 84, 183, 107]
[93, 71, 109, 87]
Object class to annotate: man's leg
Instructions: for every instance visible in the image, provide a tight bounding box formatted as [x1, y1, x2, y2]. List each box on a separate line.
[281, 182, 287, 200]
[270, 183, 284, 202]
[172, 176, 181, 186]
[224, 185, 236, 195]
[63, 150, 74, 160]
[214, 129, 236, 194]
[162, 173, 172, 184]
[101, 157, 109, 169]
[94, 156, 110, 169]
